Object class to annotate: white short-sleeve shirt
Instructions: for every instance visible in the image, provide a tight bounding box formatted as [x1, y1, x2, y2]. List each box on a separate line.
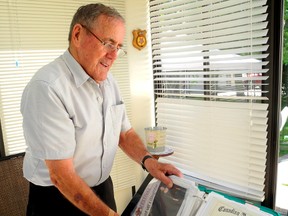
[21, 50, 131, 186]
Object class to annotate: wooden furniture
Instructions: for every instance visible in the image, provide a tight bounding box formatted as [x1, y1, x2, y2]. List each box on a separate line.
[0, 153, 29, 216]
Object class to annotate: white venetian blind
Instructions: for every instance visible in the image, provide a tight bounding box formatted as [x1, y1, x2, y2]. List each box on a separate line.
[0, 0, 135, 191]
[149, 0, 269, 201]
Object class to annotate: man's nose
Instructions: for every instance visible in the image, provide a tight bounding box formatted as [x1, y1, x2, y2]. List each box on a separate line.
[106, 49, 118, 59]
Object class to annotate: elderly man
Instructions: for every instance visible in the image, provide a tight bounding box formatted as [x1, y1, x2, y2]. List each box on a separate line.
[21, 3, 182, 216]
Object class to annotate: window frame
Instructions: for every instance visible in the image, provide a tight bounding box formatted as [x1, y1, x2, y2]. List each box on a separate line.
[0, 120, 5, 158]
[263, 0, 284, 208]
[149, 0, 283, 209]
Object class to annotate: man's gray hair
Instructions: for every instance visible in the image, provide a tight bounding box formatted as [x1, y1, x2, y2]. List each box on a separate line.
[68, 3, 124, 42]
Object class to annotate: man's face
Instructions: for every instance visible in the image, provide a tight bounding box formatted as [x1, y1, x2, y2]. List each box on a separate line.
[73, 15, 125, 83]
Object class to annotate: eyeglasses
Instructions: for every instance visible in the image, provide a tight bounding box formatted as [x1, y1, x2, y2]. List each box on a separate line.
[80, 24, 126, 57]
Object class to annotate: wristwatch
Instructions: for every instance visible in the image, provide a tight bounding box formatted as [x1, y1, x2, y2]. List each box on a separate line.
[141, 155, 154, 171]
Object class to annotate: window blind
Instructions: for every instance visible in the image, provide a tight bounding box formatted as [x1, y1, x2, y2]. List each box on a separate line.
[0, 0, 135, 191]
[149, 0, 269, 201]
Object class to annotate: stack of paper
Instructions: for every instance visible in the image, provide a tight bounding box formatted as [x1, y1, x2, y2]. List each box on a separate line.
[130, 175, 279, 216]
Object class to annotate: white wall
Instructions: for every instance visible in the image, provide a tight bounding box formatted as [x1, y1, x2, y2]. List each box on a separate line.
[114, 0, 155, 213]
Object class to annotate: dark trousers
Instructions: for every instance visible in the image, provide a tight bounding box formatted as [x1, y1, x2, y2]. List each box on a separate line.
[26, 176, 117, 216]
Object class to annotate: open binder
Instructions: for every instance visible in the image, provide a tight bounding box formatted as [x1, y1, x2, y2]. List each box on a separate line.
[122, 174, 280, 216]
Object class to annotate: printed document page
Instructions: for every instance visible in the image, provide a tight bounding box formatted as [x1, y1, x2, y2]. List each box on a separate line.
[131, 175, 205, 216]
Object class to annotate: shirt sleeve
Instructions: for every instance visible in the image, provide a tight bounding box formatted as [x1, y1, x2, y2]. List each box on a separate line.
[21, 80, 76, 160]
[121, 103, 132, 132]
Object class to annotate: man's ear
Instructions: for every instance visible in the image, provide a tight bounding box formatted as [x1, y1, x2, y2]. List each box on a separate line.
[71, 24, 82, 47]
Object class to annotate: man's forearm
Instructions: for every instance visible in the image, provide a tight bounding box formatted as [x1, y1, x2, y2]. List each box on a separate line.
[46, 160, 117, 216]
[119, 128, 152, 164]
[56, 176, 111, 215]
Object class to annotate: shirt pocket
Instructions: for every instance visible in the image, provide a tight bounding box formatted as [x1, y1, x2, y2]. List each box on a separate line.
[110, 102, 125, 136]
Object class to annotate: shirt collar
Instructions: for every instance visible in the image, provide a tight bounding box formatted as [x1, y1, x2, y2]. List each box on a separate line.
[62, 50, 91, 88]
[62, 50, 111, 88]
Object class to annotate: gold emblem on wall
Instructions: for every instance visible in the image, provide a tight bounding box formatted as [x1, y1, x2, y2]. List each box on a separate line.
[132, 29, 147, 50]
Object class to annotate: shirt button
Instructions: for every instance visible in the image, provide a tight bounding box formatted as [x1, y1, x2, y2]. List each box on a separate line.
[98, 97, 103, 103]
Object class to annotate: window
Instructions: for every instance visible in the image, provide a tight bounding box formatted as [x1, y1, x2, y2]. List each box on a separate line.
[0, 0, 135, 191]
[149, 0, 278, 204]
